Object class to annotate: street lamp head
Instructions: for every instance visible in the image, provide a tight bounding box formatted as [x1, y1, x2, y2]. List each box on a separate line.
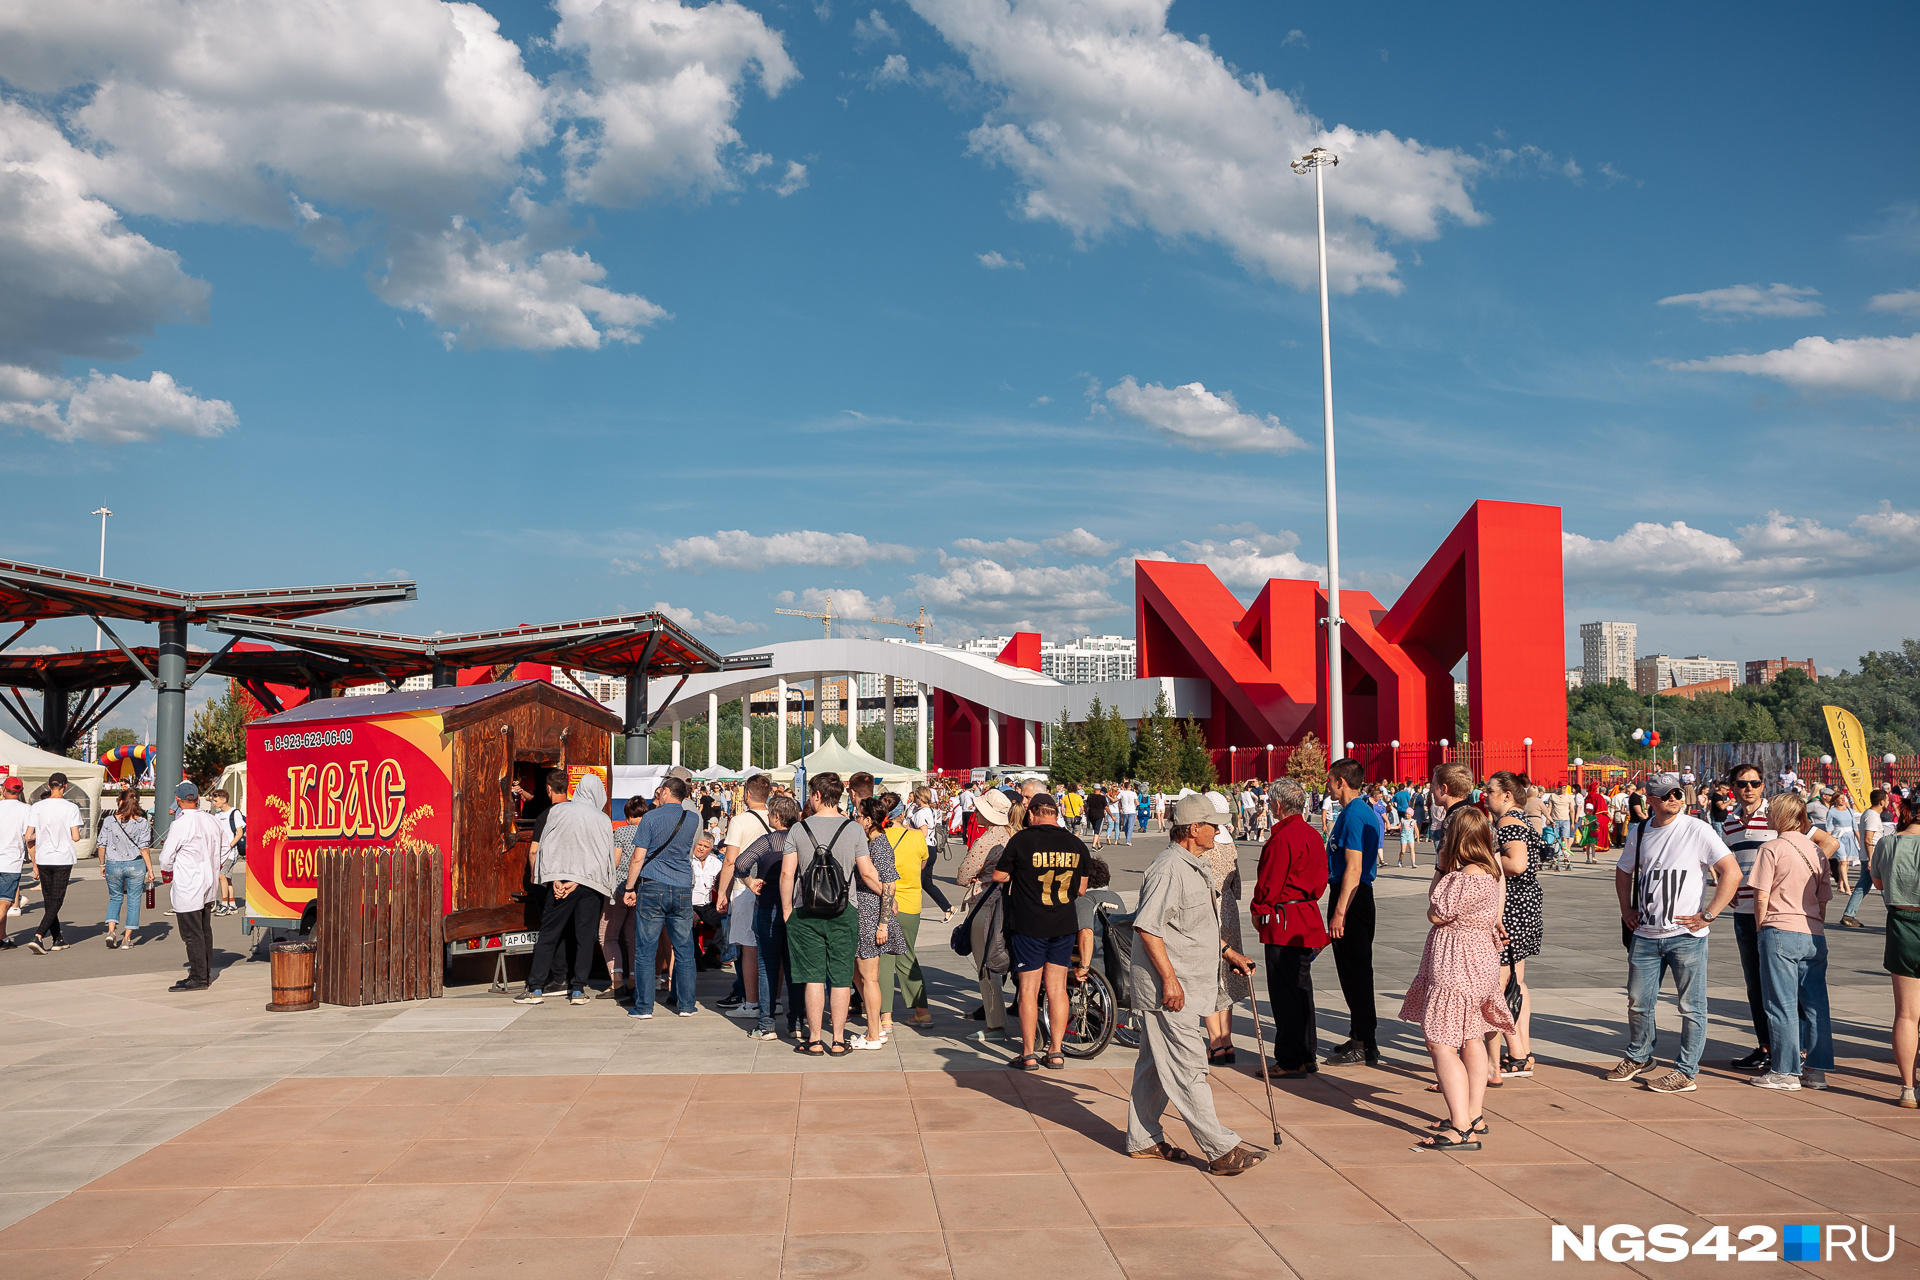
[1290, 146, 1338, 174]
[1390, 740, 1399, 749]
[1886, 754, 1899, 765]
[1573, 758, 1584, 768]
[1523, 737, 1533, 746]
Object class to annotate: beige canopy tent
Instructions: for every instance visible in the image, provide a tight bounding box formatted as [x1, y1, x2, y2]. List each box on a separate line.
[765, 734, 926, 787]
[0, 729, 107, 858]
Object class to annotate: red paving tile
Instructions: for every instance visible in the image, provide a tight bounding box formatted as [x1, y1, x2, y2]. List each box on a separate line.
[7, 1067, 1917, 1278]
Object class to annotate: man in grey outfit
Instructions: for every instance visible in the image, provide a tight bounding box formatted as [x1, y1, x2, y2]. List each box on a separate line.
[1125, 793, 1267, 1175]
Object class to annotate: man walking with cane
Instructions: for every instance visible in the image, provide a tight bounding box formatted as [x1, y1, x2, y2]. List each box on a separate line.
[1126, 794, 1266, 1175]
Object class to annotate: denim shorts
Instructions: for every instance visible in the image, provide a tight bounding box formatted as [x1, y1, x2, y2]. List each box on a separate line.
[0, 870, 19, 901]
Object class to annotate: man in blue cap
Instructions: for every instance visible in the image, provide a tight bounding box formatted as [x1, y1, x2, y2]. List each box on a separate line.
[158, 781, 227, 991]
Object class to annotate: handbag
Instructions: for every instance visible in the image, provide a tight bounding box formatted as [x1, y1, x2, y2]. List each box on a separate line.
[1492, 855, 1524, 1020]
[949, 881, 999, 956]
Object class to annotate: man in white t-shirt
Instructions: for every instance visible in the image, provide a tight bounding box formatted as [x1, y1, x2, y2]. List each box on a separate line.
[1845, 790, 1890, 928]
[717, 775, 777, 1016]
[25, 773, 84, 954]
[0, 776, 33, 948]
[1719, 764, 1777, 1073]
[1607, 772, 1741, 1093]
[1116, 783, 1139, 845]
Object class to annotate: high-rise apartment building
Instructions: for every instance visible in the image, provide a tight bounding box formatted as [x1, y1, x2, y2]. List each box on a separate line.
[955, 634, 1138, 684]
[1634, 654, 1740, 695]
[1580, 621, 1637, 687]
[1565, 668, 1584, 690]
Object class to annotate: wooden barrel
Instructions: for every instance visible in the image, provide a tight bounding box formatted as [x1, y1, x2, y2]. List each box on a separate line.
[266, 938, 319, 1012]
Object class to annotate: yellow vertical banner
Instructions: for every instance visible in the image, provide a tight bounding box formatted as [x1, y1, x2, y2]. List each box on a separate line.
[1822, 705, 1872, 805]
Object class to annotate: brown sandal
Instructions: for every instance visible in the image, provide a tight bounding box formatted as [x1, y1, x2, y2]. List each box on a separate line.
[1206, 1143, 1269, 1176]
[1127, 1142, 1189, 1162]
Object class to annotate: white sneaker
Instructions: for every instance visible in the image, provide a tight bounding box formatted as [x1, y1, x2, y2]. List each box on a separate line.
[1749, 1071, 1801, 1091]
[1800, 1069, 1828, 1090]
[725, 1005, 759, 1019]
[849, 1033, 886, 1050]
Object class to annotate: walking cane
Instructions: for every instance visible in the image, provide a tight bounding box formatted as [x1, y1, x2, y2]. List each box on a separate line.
[1243, 968, 1284, 1148]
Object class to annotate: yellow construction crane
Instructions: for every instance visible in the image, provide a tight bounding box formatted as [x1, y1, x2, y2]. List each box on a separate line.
[870, 605, 932, 642]
[775, 592, 836, 637]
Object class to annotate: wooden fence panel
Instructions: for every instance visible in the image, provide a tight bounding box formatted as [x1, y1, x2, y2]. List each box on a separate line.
[315, 845, 444, 1008]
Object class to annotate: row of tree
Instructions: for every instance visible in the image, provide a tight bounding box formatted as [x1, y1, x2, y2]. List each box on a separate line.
[1570, 639, 1919, 759]
[1046, 692, 1220, 790]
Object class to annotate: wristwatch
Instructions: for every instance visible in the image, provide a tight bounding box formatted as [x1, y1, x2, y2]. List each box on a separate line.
[1703, 910, 1718, 922]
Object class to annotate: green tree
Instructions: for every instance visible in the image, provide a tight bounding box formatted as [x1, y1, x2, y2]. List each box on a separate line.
[1173, 718, 1218, 790]
[99, 727, 140, 753]
[1129, 689, 1177, 788]
[1287, 733, 1328, 791]
[1048, 710, 1088, 788]
[182, 681, 252, 786]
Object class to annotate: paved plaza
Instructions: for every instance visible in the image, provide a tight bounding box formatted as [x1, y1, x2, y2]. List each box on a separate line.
[2, 830, 1914, 1278]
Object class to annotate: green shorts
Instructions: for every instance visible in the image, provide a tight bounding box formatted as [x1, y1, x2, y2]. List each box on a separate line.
[787, 906, 857, 987]
[1886, 909, 1920, 980]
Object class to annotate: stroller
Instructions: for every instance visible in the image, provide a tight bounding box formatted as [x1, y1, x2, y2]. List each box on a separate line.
[1033, 900, 1127, 1058]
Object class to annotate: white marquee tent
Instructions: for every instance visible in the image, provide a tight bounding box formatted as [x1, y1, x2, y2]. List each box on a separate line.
[0, 730, 107, 859]
[765, 735, 925, 787]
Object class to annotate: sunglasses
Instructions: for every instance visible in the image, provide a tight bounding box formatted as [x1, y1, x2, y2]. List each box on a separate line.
[1734, 780, 1764, 788]
[1656, 790, 1684, 801]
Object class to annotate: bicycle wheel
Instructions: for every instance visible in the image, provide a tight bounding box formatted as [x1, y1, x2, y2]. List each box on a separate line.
[1041, 968, 1117, 1059]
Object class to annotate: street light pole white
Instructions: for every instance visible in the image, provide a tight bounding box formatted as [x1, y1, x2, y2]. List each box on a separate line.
[1292, 146, 1344, 759]
[86, 506, 112, 765]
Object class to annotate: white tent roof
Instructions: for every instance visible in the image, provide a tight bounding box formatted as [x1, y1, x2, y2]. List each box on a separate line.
[0, 729, 108, 858]
[766, 735, 925, 786]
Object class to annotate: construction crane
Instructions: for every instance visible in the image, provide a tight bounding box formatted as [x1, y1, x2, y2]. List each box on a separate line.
[870, 605, 932, 642]
[775, 592, 836, 637]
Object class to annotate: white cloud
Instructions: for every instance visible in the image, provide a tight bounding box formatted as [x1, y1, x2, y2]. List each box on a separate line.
[0, 101, 211, 372]
[952, 537, 1039, 558]
[774, 586, 895, 636]
[554, 0, 798, 206]
[1656, 283, 1824, 318]
[976, 250, 1023, 270]
[375, 221, 667, 350]
[873, 53, 912, 84]
[1867, 288, 1920, 316]
[1281, 29, 1308, 48]
[772, 160, 809, 197]
[1165, 524, 1321, 590]
[1563, 505, 1920, 616]
[911, 556, 1121, 630]
[853, 9, 899, 46]
[653, 600, 765, 635]
[908, 0, 1482, 293]
[0, 0, 797, 372]
[0, 368, 236, 443]
[1105, 377, 1307, 454]
[1044, 527, 1119, 558]
[1664, 333, 1920, 401]
[659, 530, 917, 572]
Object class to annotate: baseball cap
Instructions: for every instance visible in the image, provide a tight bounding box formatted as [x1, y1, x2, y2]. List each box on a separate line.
[175, 780, 200, 800]
[1, 776, 21, 793]
[48, 771, 68, 786]
[1650, 772, 1684, 798]
[1028, 792, 1059, 812]
[1170, 794, 1219, 827]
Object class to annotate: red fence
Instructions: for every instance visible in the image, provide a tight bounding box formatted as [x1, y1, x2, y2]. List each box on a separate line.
[1798, 755, 1920, 790]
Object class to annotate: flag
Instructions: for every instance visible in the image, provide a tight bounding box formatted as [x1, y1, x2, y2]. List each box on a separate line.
[1822, 705, 1872, 805]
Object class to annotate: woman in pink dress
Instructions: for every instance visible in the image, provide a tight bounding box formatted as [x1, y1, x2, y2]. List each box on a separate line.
[1401, 806, 1515, 1152]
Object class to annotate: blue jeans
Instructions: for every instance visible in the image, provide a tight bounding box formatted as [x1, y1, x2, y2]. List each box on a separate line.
[1626, 932, 1709, 1078]
[1120, 811, 1135, 841]
[1760, 929, 1834, 1072]
[629, 881, 695, 1017]
[753, 902, 796, 1032]
[1554, 818, 1573, 843]
[1841, 867, 1871, 920]
[104, 861, 146, 930]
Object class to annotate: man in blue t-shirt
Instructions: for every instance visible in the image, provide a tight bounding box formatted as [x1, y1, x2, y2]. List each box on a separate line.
[1324, 758, 1383, 1066]
[621, 776, 703, 1019]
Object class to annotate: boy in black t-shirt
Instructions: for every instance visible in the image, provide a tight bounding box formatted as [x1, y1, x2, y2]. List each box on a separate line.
[991, 793, 1089, 1069]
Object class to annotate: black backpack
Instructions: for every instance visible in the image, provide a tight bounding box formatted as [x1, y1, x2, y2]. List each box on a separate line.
[795, 819, 855, 917]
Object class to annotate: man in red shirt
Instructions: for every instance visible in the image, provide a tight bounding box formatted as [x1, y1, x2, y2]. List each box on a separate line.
[1250, 778, 1330, 1075]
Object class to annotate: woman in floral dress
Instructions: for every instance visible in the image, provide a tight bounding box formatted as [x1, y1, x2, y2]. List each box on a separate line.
[1401, 806, 1513, 1152]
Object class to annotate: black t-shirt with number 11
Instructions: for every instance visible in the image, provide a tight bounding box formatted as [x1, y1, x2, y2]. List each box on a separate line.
[1000, 824, 1090, 938]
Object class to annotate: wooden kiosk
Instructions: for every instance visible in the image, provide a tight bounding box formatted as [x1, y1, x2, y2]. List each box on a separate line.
[245, 681, 621, 1000]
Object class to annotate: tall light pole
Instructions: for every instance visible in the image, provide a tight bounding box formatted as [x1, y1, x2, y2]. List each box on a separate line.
[1292, 146, 1344, 759]
[86, 507, 112, 765]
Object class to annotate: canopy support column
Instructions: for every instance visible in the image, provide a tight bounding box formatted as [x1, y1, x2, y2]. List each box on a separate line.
[707, 692, 719, 770]
[776, 679, 788, 767]
[671, 719, 682, 766]
[1023, 717, 1036, 767]
[987, 713, 1000, 767]
[915, 689, 927, 773]
[741, 695, 752, 771]
[812, 678, 822, 750]
[153, 612, 188, 841]
[883, 676, 895, 764]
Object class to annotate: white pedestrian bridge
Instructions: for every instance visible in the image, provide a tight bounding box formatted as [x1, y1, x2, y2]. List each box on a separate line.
[638, 637, 1210, 771]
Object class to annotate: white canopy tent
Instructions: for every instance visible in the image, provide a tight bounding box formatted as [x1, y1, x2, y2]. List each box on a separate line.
[765, 735, 926, 787]
[0, 730, 107, 859]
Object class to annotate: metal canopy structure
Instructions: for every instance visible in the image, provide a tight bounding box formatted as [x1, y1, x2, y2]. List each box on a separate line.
[0, 557, 417, 839]
[0, 646, 370, 755]
[201, 612, 768, 741]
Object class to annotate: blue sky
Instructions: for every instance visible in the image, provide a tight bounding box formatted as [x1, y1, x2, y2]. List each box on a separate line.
[3, 0, 1917, 735]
